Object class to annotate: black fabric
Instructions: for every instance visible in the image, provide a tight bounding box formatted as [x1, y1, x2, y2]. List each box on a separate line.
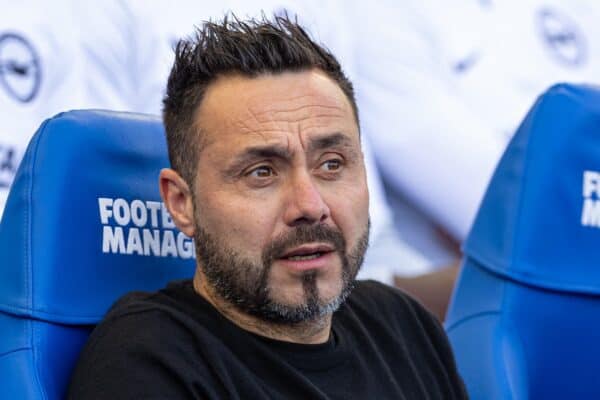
[68, 280, 468, 399]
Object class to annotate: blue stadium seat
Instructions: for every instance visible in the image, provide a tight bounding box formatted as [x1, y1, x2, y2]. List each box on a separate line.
[446, 84, 600, 399]
[0, 110, 196, 399]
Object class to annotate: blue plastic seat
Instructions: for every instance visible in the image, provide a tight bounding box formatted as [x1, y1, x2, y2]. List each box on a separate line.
[0, 110, 196, 399]
[446, 84, 600, 399]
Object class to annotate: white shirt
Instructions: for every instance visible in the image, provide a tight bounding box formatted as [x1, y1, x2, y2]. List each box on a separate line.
[352, 0, 600, 245]
[0, 1, 92, 217]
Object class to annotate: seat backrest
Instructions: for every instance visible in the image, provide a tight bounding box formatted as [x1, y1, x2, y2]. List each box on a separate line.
[446, 83, 600, 399]
[0, 110, 196, 399]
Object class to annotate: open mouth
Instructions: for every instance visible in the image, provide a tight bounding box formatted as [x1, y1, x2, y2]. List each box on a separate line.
[279, 244, 335, 262]
[285, 253, 323, 261]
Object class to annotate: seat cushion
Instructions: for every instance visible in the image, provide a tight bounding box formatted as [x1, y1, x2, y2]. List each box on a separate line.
[0, 110, 196, 324]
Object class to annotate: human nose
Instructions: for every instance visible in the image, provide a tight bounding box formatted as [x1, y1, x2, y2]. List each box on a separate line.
[283, 172, 331, 227]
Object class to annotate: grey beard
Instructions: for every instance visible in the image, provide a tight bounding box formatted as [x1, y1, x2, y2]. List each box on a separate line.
[194, 221, 369, 325]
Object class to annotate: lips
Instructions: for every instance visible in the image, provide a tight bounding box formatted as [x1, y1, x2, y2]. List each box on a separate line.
[279, 243, 335, 260]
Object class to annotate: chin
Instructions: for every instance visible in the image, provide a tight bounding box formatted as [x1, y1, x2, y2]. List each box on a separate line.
[271, 274, 336, 298]
[269, 286, 307, 306]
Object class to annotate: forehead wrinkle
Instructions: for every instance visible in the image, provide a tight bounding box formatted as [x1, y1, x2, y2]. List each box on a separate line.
[251, 104, 348, 124]
[231, 104, 298, 145]
[247, 93, 349, 123]
[230, 106, 359, 160]
[198, 72, 359, 163]
[231, 103, 289, 143]
[239, 103, 352, 142]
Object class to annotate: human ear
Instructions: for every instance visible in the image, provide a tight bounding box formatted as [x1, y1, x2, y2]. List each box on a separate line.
[159, 168, 196, 237]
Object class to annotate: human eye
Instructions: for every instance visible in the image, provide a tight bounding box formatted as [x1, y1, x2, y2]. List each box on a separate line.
[317, 155, 344, 178]
[321, 159, 342, 172]
[247, 165, 275, 178]
[243, 164, 277, 187]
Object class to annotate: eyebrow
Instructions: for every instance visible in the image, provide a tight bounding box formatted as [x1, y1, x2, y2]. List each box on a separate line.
[223, 132, 356, 177]
[307, 132, 353, 153]
[224, 145, 292, 177]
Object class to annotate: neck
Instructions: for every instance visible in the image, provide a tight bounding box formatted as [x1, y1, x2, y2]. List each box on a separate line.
[192, 273, 332, 344]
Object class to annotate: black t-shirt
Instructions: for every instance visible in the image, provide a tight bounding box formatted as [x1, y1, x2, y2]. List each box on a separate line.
[68, 280, 468, 399]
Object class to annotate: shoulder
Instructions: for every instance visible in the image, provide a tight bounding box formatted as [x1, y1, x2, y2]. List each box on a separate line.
[68, 281, 222, 399]
[344, 280, 448, 346]
[72, 284, 195, 372]
[342, 281, 468, 398]
[79, 280, 216, 361]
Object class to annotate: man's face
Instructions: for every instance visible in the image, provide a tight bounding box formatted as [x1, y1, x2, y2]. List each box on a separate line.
[191, 70, 369, 324]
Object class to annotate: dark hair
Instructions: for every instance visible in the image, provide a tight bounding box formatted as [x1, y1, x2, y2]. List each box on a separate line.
[162, 13, 359, 187]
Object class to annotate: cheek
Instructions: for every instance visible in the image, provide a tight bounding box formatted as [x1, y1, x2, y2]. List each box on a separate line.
[197, 192, 279, 254]
[326, 184, 369, 238]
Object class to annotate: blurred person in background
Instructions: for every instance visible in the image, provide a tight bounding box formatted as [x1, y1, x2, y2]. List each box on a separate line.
[350, 0, 600, 317]
[0, 2, 99, 217]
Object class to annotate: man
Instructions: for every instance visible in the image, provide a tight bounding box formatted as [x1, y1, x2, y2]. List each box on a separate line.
[68, 15, 467, 399]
